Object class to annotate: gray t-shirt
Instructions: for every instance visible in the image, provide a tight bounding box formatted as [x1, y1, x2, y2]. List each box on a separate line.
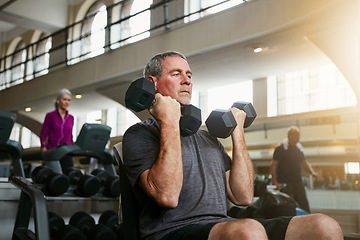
[122, 117, 232, 240]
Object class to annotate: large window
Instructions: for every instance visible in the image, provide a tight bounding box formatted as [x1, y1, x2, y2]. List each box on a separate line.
[267, 65, 357, 116]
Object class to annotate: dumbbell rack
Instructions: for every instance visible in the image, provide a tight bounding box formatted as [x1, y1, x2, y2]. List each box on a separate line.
[9, 170, 120, 240]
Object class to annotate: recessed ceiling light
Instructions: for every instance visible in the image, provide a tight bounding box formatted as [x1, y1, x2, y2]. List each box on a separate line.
[25, 107, 32, 112]
[253, 47, 263, 53]
[75, 94, 82, 99]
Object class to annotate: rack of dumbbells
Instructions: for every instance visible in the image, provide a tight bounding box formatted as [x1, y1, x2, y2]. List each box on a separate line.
[9, 123, 121, 240]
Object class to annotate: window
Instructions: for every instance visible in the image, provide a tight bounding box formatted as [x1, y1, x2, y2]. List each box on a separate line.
[11, 41, 27, 86]
[112, 0, 152, 48]
[345, 162, 360, 174]
[10, 123, 40, 148]
[89, 5, 107, 57]
[34, 35, 52, 77]
[128, 0, 152, 43]
[73, 1, 107, 63]
[204, 80, 253, 119]
[267, 65, 357, 116]
[185, 0, 243, 23]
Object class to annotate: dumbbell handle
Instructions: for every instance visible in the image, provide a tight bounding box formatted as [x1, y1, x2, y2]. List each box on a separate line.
[231, 101, 257, 128]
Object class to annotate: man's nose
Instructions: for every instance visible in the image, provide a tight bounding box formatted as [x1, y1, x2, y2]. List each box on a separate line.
[181, 74, 191, 85]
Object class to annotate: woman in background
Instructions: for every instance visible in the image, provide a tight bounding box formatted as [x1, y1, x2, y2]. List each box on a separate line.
[40, 88, 74, 170]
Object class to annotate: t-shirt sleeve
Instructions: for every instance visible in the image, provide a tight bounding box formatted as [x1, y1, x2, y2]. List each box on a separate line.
[273, 145, 282, 161]
[122, 123, 160, 188]
[218, 139, 232, 171]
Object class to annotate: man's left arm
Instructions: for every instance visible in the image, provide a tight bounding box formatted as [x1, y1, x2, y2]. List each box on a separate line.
[226, 107, 254, 206]
[302, 159, 318, 178]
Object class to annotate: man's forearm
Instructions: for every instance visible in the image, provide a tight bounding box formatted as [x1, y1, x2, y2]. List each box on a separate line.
[141, 122, 183, 208]
[227, 127, 254, 206]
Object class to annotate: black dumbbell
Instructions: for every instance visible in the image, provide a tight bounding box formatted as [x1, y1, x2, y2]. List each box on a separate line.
[31, 165, 69, 196]
[64, 167, 101, 197]
[125, 77, 202, 136]
[91, 169, 120, 197]
[205, 101, 257, 138]
[99, 210, 122, 237]
[48, 211, 84, 240]
[69, 211, 116, 240]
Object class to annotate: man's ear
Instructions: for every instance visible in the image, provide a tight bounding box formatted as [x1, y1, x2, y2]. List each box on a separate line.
[148, 76, 158, 90]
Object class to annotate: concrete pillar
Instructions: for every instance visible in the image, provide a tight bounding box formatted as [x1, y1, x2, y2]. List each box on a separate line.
[253, 77, 268, 118]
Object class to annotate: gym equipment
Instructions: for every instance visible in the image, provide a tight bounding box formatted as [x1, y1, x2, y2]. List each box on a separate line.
[227, 178, 302, 220]
[69, 211, 116, 240]
[125, 77, 202, 136]
[91, 169, 120, 197]
[10, 176, 50, 240]
[205, 101, 257, 138]
[99, 210, 122, 236]
[42, 123, 116, 175]
[0, 110, 25, 177]
[31, 165, 69, 196]
[113, 143, 140, 240]
[64, 167, 101, 197]
[48, 212, 83, 240]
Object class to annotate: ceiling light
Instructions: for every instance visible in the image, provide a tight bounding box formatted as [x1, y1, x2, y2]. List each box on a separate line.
[75, 94, 82, 99]
[25, 107, 32, 112]
[253, 47, 263, 53]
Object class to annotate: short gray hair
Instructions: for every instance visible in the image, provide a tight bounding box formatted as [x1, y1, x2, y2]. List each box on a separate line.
[55, 88, 72, 108]
[143, 51, 187, 79]
[287, 126, 300, 135]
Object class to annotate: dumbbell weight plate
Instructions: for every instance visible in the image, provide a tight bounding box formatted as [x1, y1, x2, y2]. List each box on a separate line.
[104, 176, 120, 197]
[64, 167, 83, 185]
[49, 212, 84, 240]
[48, 212, 65, 236]
[69, 211, 95, 233]
[58, 225, 84, 240]
[180, 104, 202, 137]
[91, 169, 120, 197]
[87, 223, 116, 240]
[77, 175, 101, 197]
[31, 165, 53, 183]
[99, 210, 118, 228]
[205, 109, 237, 138]
[125, 77, 155, 112]
[46, 172, 70, 196]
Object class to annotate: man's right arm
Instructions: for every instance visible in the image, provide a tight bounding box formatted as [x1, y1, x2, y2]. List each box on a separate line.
[138, 93, 183, 208]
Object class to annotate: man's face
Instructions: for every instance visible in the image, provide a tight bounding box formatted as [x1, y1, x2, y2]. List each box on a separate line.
[150, 55, 193, 105]
[288, 129, 300, 145]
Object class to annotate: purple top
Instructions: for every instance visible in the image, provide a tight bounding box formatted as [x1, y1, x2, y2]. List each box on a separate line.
[40, 109, 74, 150]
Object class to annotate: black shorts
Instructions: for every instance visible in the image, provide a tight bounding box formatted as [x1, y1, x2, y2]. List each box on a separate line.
[161, 216, 293, 240]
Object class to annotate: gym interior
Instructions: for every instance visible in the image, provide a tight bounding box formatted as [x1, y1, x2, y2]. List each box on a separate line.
[0, 0, 360, 239]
